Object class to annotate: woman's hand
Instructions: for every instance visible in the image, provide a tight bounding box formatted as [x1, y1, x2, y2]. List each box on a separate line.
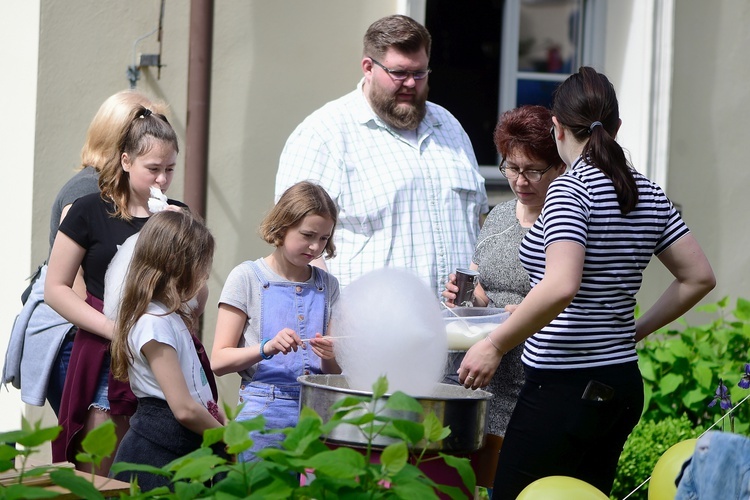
[442, 263, 490, 308]
[457, 336, 503, 390]
[266, 328, 304, 356]
[441, 272, 459, 307]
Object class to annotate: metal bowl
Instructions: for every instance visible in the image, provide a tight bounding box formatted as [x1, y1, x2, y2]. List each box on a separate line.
[297, 374, 491, 452]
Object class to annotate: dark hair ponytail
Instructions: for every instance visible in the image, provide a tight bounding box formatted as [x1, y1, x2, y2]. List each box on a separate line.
[553, 67, 638, 214]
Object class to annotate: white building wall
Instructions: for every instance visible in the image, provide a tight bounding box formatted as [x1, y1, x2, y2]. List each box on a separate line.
[0, 1, 40, 433]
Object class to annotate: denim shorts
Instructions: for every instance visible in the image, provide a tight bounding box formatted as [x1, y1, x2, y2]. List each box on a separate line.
[89, 355, 111, 411]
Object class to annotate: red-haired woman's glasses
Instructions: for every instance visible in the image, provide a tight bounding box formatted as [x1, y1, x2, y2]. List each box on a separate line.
[499, 160, 555, 183]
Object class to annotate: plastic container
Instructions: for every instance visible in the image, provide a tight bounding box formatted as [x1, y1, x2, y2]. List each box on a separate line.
[442, 307, 510, 351]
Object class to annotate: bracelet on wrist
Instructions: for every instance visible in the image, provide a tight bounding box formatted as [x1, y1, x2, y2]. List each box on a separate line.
[260, 338, 274, 360]
[485, 335, 505, 355]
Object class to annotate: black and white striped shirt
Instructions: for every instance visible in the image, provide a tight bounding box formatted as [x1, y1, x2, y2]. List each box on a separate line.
[519, 157, 689, 369]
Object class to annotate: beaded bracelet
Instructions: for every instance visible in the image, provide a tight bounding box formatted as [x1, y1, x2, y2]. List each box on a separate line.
[260, 338, 274, 360]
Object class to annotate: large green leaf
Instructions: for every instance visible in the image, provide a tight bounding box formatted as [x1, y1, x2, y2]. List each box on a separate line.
[224, 420, 254, 454]
[440, 452, 476, 493]
[423, 413, 450, 442]
[391, 478, 442, 499]
[202, 426, 225, 448]
[682, 387, 709, 408]
[658, 372, 684, 395]
[0, 443, 21, 464]
[389, 418, 424, 444]
[78, 419, 116, 467]
[0, 484, 61, 500]
[49, 468, 105, 500]
[171, 454, 226, 483]
[372, 375, 389, 399]
[384, 392, 424, 413]
[109, 461, 171, 477]
[330, 395, 369, 412]
[283, 416, 324, 454]
[380, 442, 408, 475]
[694, 363, 716, 390]
[638, 357, 656, 381]
[304, 447, 367, 478]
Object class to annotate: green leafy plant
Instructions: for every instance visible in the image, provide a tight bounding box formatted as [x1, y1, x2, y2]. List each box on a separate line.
[1, 376, 475, 499]
[610, 414, 702, 500]
[0, 418, 118, 500]
[637, 296, 750, 433]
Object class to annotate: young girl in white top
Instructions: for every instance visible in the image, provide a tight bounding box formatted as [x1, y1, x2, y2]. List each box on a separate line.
[110, 210, 224, 491]
[212, 181, 340, 462]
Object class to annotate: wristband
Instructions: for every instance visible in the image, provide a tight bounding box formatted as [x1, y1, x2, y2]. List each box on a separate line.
[260, 339, 274, 360]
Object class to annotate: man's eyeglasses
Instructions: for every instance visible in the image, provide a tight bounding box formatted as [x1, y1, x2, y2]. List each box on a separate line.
[370, 58, 431, 81]
[499, 160, 556, 183]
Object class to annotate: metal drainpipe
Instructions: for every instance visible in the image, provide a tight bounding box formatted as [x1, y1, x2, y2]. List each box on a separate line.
[184, 0, 214, 220]
[184, 0, 213, 340]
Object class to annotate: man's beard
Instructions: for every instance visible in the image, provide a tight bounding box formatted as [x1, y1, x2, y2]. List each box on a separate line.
[368, 80, 428, 131]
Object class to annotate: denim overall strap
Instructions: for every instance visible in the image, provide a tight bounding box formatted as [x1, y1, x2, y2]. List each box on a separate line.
[247, 261, 327, 387]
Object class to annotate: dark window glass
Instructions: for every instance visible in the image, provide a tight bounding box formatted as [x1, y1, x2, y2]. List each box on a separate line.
[425, 0, 504, 166]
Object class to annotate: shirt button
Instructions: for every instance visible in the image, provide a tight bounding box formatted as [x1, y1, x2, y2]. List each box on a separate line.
[304, 370, 310, 375]
[298, 314, 304, 321]
[296, 286, 302, 293]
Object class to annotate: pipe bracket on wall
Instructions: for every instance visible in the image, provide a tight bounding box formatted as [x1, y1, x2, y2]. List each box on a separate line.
[127, 0, 166, 89]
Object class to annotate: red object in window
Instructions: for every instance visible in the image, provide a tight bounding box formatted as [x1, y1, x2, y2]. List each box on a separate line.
[547, 45, 563, 73]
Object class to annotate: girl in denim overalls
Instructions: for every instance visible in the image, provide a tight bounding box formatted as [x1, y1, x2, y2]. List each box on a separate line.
[212, 181, 340, 462]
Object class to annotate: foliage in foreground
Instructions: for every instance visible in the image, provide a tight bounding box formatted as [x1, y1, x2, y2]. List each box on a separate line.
[637, 296, 750, 433]
[0, 376, 474, 499]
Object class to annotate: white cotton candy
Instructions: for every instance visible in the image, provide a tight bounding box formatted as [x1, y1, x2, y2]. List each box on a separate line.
[103, 233, 140, 321]
[332, 268, 447, 397]
[148, 186, 168, 213]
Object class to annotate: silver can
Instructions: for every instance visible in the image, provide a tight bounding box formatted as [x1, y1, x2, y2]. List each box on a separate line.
[455, 268, 480, 307]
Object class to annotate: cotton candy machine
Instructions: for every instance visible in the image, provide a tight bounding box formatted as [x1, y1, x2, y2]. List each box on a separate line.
[298, 374, 491, 453]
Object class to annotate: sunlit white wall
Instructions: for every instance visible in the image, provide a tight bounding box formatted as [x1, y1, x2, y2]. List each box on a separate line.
[0, 1, 40, 433]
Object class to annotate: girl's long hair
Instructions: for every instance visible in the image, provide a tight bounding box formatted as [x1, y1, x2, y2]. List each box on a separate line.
[110, 210, 214, 381]
[552, 66, 638, 214]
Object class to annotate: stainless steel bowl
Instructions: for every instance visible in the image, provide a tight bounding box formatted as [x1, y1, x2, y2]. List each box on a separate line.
[297, 374, 491, 452]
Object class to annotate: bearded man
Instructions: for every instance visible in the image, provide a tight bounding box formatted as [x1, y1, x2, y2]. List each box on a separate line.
[275, 15, 487, 297]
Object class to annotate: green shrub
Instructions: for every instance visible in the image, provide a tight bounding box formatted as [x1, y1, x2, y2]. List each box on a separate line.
[637, 296, 750, 433]
[611, 415, 702, 500]
[0, 376, 474, 499]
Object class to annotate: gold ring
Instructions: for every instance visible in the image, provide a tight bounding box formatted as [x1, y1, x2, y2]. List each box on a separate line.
[468, 375, 475, 380]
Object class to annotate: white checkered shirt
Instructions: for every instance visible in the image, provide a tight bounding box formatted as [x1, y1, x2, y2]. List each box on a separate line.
[275, 80, 488, 298]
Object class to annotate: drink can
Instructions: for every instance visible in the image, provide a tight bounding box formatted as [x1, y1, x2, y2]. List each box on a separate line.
[454, 268, 480, 307]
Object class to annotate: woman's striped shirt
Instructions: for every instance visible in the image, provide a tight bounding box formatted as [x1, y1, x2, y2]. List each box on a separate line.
[518, 157, 689, 369]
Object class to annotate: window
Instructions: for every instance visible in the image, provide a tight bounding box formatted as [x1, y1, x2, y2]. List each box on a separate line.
[415, 0, 605, 184]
